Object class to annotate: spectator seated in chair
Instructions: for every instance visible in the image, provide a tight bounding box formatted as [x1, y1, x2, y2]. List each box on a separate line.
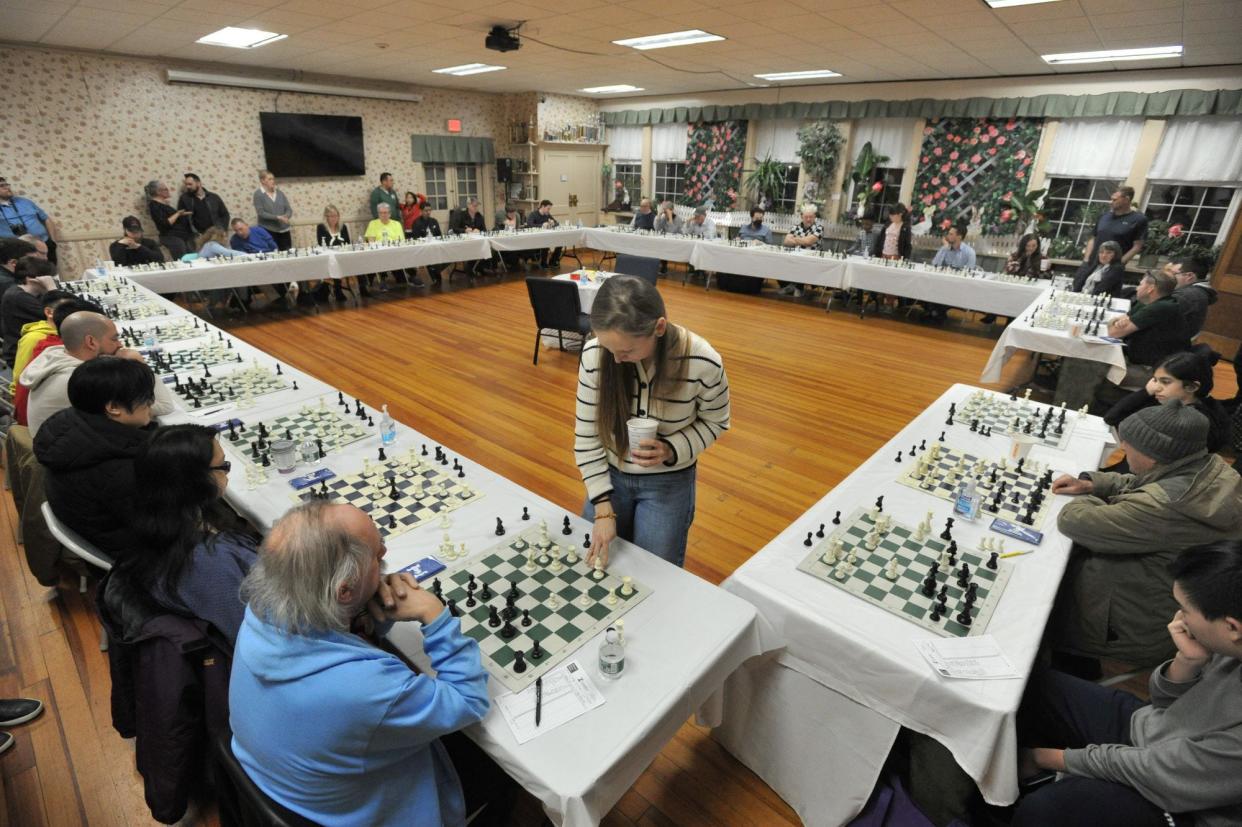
[108, 216, 164, 268]
[1014, 539, 1242, 827]
[2, 255, 57, 366]
[229, 501, 518, 827]
[527, 199, 563, 270]
[629, 198, 655, 231]
[123, 424, 261, 646]
[1047, 400, 1242, 672]
[33, 356, 162, 563]
[1072, 240, 1127, 297]
[13, 298, 100, 427]
[8, 288, 73, 395]
[1166, 256, 1216, 339]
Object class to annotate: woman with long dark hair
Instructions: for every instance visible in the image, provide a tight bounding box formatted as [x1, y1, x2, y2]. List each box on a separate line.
[574, 276, 731, 568]
[124, 423, 260, 644]
[870, 202, 912, 260]
[1006, 233, 1044, 278]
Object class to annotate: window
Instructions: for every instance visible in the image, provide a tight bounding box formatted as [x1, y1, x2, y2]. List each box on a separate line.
[455, 164, 479, 209]
[1042, 177, 1121, 249]
[869, 167, 903, 220]
[424, 163, 448, 210]
[1144, 183, 1236, 247]
[653, 161, 687, 205]
[614, 162, 642, 203]
[772, 163, 800, 212]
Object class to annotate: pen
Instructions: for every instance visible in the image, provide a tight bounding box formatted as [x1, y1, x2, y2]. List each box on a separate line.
[535, 677, 543, 727]
[1000, 550, 1034, 559]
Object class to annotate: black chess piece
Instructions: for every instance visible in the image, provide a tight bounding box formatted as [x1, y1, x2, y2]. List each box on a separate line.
[389, 479, 400, 500]
[500, 617, 517, 640]
[895, 451, 902, 463]
[938, 431, 945, 441]
[227, 422, 238, 442]
[378, 447, 387, 461]
[521, 609, 531, 627]
[508, 579, 520, 600]
[875, 495, 884, 512]
[940, 519, 954, 541]
[969, 419, 978, 433]
[832, 510, 841, 525]
[465, 586, 477, 608]
[530, 639, 543, 660]
[803, 532, 813, 547]
[956, 610, 972, 627]
[921, 575, 937, 597]
[562, 516, 572, 536]
[512, 649, 527, 672]
[261, 454, 270, 467]
[521, 507, 530, 521]
[367, 415, 374, 427]
[919, 439, 927, 451]
[431, 579, 442, 599]
[930, 605, 942, 622]
[447, 599, 459, 617]
[584, 533, 591, 548]
[421, 443, 428, 456]
[480, 581, 493, 600]
[816, 523, 825, 539]
[276, 363, 283, 374]
[387, 514, 397, 530]
[338, 391, 345, 406]
[495, 517, 506, 536]
[319, 481, 329, 497]
[316, 438, 324, 459]
[487, 606, 501, 627]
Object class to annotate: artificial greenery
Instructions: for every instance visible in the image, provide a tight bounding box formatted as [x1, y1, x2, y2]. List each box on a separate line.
[1047, 235, 1083, 260]
[796, 121, 846, 200]
[849, 141, 890, 215]
[744, 156, 788, 210]
[682, 121, 747, 208]
[1001, 187, 1049, 233]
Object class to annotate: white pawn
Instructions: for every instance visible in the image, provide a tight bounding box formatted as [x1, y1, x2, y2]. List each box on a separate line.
[884, 558, 900, 580]
[607, 587, 618, 606]
[549, 548, 563, 573]
[621, 575, 634, 596]
[458, 542, 467, 560]
[565, 544, 579, 565]
[548, 594, 561, 610]
[592, 557, 606, 580]
[578, 591, 591, 608]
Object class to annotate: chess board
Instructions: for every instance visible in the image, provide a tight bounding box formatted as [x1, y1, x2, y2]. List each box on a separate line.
[796, 509, 1011, 637]
[151, 342, 243, 375]
[434, 524, 652, 691]
[172, 365, 289, 408]
[953, 390, 1074, 450]
[230, 406, 371, 467]
[898, 442, 1055, 529]
[292, 453, 483, 539]
[108, 300, 171, 321]
[122, 318, 211, 346]
[60, 277, 138, 297]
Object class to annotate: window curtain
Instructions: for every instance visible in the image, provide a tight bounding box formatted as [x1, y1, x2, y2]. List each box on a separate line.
[850, 118, 916, 169]
[651, 123, 689, 161]
[1044, 118, 1142, 178]
[1148, 117, 1242, 183]
[410, 135, 495, 164]
[608, 126, 643, 161]
[751, 119, 802, 163]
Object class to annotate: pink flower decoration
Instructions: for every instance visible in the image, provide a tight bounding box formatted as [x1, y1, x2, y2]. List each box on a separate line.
[1000, 209, 1012, 222]
[949, 151, 959, 160]
[924, 127, 934, 135]
[987, 147, 997, 156]
[933, 147, 943, 156]
[1015, 150, 1027, 160]
[980, 133, 991, 143]
[1168, 224, 1184, 238]
[931, 177, 941, 186]
[971, 153, 982, 164]
[995, 136, 1007, 146]
[949, 176, 959, 186]
[941, 163, 951, 172]
[1005, 120, 1017, 131]
[1022, 156, 1032, 165]
[939, 186, 948, 195]
[871, 181, 884, 192]
[940, 218, 952, 229]
[1015, 171, 1025, 180]
[958, 162, 969, 171]
[922, 194, 934, 205]
[1004, 191, 1013, 200]
[921, 155, 930, 163]
[988, 125, 999, 137]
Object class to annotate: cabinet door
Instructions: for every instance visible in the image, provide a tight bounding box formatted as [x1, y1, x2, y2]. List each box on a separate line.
[1204, 210, 1242, 356]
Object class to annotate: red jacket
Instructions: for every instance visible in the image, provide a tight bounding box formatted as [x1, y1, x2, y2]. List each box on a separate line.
[14, 334, 61, 426]
[400, 198, 424, 232]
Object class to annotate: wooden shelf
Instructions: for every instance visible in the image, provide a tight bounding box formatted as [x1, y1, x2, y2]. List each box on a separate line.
[539, 140, 608, 148]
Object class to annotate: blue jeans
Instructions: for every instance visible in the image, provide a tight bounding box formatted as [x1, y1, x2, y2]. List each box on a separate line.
[581, 465, 696, 567]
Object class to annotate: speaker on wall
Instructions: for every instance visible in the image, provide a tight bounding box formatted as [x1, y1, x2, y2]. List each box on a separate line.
[496, 158, 514, 183]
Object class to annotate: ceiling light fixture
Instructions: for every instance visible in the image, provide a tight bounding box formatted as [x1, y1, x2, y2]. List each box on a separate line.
[432, 63, 507, 76]
[196, 27, 287, 49]
[754, 70, 842, 81]
[165, 70, 422, 102]
[983, 0, 1063, 8]
[1042, 45, 1183, 65]
[579, 85, 645, 94]
[613, 30, 725, 50]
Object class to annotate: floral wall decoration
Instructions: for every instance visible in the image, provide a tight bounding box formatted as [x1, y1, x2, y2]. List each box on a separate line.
[912, 116, 1043, 235]
[681, 121, 748, 209]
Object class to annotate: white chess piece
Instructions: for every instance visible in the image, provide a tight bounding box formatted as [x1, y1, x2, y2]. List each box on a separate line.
[524, 546, 537, 573]
[621, 575, 634, 596]
[607, 587, 618, 606]
[547, 594, 560, 610]
[566, 544, 579, 564]
[592, 557, 606, 580]
[884, 559, 900, 580]
[577, 591, 591, 608]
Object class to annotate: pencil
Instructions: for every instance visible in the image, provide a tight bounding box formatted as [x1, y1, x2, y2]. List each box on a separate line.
[1000, 550, 1034, 558]
[535, 677, 543, 727]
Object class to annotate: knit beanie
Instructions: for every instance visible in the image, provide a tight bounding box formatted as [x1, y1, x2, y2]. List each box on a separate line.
[1118, 398, 1209, 464]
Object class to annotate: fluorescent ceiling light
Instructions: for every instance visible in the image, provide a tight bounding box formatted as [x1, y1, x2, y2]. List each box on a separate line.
[196, 27, 287, 49]
[432, 63, 506, 76]
[613, 30, 724, 50]
[1042, 45, 1183, 65]
[165, 69, 422, 102]
[984, 0, 1063, 8]
[754, 70, 842, 81]
[580, 84, 644, 94]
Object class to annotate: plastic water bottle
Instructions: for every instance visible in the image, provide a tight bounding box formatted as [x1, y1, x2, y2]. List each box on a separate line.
[380, 404, 397, 447]
[94, 258, 107, 278]
[143, 328, 158, 348]
[598, 626, 625, 679]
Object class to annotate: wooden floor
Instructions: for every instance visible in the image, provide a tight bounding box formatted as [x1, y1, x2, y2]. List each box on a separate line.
[2, 261, 1236, 827]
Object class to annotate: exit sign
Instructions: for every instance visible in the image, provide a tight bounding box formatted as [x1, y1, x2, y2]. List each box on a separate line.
[446, 119, 463, 133]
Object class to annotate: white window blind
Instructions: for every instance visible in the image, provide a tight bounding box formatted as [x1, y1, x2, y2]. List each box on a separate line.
[751, 119, 802, 163]
[1148, 117, 1242, 183]
[651, 123, 689, 162]
[1045, 118, 1143, 178]
[608, 126, 643, 161]
[850, 118, 916, 169]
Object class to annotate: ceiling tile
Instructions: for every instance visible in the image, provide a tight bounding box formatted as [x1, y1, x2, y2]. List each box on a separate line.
[0, 9, 65, 40]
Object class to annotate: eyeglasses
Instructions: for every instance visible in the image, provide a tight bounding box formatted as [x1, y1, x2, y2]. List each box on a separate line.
[210, 461, 232, 473]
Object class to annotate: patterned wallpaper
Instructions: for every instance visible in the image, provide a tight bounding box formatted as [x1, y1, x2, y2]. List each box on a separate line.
[2, 46, 514, 275]
[538, 93, 601, 139]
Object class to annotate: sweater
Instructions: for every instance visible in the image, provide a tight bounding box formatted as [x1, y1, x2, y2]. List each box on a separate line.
[229, 226, 277, 254]
[148, 531, 258, 645]
[10, 318, 55, 394]
[252, 189, 292, 236]
[737, 223, 773, 244]
[369, 186, 401, 221]
[1063, 654, 1242, 827]
[574, 328, 731, 502]
[230, 607, 489, 827]
[630, 211, 656, 230]
[654, 213, 683, 234]
[1, 285, 43, 365]
[109, 238, 164, 267]
[13, 333, 58, 425]
[364, 218, 404, 243]
[315, 223, 351, 247]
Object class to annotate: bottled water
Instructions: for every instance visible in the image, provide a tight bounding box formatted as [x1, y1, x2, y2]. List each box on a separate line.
[380, 404, 397, 447]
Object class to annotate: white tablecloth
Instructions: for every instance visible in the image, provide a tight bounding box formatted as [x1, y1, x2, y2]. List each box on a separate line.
[120, 274, 774, 827]
[328, 236, 492, 278]
[580, 227, 700, 262]
[123, 254, 333, 293]
[980, 288, 1130, 384]
[719, 383, 1113, 812]
[554, 271, 612, 313]
[488, 228, 587, 252]
[843, 259, 1047, 317]
[689, 242, 849, 288]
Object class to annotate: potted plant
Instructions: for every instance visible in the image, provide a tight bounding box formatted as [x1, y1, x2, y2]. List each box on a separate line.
[848, 141, 890, 218]
[999, 188, 1050, 234]
[796, 122, 845, 208]
[744, 155, 788, 211]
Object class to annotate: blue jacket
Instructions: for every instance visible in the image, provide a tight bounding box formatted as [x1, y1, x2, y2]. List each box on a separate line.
[150, 531, 259, 645]
[229, 226, 277, 254]
[230, 606, 489, 827]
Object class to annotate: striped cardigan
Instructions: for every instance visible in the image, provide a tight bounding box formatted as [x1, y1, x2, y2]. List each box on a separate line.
[574, 328, 731, 502]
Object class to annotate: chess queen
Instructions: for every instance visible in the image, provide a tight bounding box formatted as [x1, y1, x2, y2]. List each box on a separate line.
[574, 275, 731, 568]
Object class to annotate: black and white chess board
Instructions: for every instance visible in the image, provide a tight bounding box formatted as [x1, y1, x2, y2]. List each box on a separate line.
[796, 508, 1011, 637]
[149, 342, 242, 375]
[951, 390, 1075, 450]
[898, 442, 1056, 529]
[227, 405, 372, 468]
[432, 523, 651, 692]
[172, 365, 289, 409]
[121, 318, 211, 347]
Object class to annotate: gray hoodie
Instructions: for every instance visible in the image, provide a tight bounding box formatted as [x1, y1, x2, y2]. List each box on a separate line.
[20, 345, 177, 436]
[1064, 655, 1242, 827]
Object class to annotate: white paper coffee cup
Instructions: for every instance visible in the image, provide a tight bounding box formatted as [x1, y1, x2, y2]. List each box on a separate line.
[1009, 433, 1037, 462]
[626, 417, 659, 461]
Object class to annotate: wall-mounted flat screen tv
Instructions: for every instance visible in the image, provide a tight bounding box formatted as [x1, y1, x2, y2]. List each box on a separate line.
[259, 112, 365, 177]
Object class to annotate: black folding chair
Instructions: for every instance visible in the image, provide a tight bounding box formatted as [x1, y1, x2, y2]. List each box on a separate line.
[525, 277, 591, 365]
[614, 254, 660, 286]
[211, 728, 323, 827]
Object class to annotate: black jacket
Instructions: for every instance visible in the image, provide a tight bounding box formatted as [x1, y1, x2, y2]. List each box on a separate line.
[109, 238, 164, 267]
[1072, 261, 1127, 297]
[176, 189, 230, 233]
[148, 199, 194, 240]
[451, 209, 486, 234]
[315, 222, 351, 247]
[34, 408, 155, 560]
[1171, 282, 1218, 338]
[871, 220, 912, 259]
[411, 215, 443, 240]
[99, 571, 232, 824]
[1104, 391, 1231, 454]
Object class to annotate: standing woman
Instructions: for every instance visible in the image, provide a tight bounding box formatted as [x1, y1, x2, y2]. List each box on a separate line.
[576, 275, 731, 568]
[315, 205, 351, 302]
[400, 191, 422, 238]
[869, 202, 912, 311]
[253, 170, 293, 252]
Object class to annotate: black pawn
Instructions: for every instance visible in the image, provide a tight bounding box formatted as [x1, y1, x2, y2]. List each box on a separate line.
[832, 510, 841, 525]
[956, 610, 973, 627]
[447, 599, 459, 617]
[275, 363, 283, 375]
[387, 514, 396, 531]
[512, 649, 527, 672]
[521, 609, 531, 627]
[919, 439, 926, 450]
[562, 516, 572, 536]
[584, 533, 591, 548]
[508, 580, 520, 600]
[895, 451, 902, 463]
[367, 415, 374, 427]
[803, 531, 813, 547]
[495, 517, 505, 536]
[431, 579, 442, 599]
[480, 580, 493, 600]
[421, 443, 428, 456]
[530, 638, 544, 660]
[939, 431, 945, 441]
[930, 605, 942, 622]
[875, 495, 884, 512]
[500, 617, 517, 640]
[487, 606, 501, 627]
[338, 391, 345, 405]
[465, 587, 477, 608]
[816, 523, 825, 539]
[521, 507, 530, 521]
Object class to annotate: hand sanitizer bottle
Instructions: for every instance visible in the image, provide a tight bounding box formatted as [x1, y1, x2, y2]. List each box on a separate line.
[598, 626, 625, 679]
[954, 477, 982, 521]
[380, 404, 397, 447]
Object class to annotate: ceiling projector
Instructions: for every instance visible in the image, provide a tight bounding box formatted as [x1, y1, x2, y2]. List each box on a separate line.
[486, 26, 521, 53]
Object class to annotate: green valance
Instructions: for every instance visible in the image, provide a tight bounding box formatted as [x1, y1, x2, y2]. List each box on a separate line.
[600, 88, 1242, 126]
[410, 135, 496, 164]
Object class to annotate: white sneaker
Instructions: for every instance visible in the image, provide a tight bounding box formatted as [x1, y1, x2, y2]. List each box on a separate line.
[792, 287, 805, 298]
[779, 285, 796, 296]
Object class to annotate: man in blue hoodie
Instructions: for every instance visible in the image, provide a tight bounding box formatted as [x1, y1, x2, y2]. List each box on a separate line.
[230, 501, 506, 826]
